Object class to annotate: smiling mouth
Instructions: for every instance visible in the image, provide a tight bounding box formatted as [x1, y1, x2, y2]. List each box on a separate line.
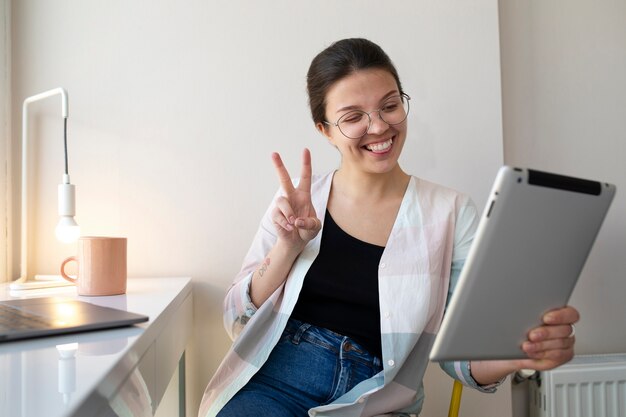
[363, 137, 394, 153]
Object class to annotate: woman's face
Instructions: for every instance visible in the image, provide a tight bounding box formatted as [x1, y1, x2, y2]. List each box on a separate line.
[318, 68, 407, 175]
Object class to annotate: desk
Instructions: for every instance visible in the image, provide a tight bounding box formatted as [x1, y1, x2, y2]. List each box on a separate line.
[0, 277, 193, 417]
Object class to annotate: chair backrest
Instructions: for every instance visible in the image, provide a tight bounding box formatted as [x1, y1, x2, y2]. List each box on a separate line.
[448, 380, 463, 417]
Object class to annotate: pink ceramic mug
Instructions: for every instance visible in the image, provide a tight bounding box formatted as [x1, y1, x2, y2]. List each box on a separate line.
[60, 237, 127, 296]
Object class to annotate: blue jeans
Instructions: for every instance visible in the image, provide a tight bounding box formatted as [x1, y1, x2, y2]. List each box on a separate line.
[217, 318, 383, 417]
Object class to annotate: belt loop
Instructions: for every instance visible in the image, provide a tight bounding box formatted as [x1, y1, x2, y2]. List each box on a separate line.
[292, 322, 311, 344]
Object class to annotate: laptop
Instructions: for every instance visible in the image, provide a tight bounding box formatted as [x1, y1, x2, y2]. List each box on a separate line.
[430, 166, 616, 361]
[0, 297, 149, 342]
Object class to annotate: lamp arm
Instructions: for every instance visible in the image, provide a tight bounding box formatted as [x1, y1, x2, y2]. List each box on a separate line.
[23, 88, 68, 117]
[17, 88, 70, 283]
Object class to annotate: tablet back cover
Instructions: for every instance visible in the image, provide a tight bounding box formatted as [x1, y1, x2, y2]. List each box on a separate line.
[430, 166, 615, 361]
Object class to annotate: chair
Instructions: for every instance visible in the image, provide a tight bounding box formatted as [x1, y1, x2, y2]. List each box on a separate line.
[447, 380, 463, 417]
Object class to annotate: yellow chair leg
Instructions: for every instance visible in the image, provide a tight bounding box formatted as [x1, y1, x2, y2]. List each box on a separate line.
[448, 380, 463, 417]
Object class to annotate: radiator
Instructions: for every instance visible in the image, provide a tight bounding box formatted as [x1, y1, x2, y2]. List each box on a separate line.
[529, 354, 626, 417]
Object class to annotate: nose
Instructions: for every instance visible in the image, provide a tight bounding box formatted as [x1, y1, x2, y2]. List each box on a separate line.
[366, 111, 389, 135]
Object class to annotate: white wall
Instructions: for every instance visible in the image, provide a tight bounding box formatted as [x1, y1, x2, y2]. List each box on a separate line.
[500, 0, 626, 356]
[9, 1, 505, 415]
[0, 0, 9, 283]
[499, 1, 626, 415]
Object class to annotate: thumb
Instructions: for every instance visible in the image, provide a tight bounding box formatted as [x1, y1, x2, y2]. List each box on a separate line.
[294, 217, 320, 231]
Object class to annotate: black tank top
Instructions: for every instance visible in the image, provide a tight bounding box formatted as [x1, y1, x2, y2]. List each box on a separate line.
[291, 209, 384, 359]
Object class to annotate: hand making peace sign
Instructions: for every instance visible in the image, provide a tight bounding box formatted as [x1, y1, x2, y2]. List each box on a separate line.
[271, 148, 321, 251]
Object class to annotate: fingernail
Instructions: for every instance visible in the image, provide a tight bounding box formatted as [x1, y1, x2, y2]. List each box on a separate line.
[545, 313, 556, 323]
[288, 216, 295, 224]
[295, 219, 304, 227]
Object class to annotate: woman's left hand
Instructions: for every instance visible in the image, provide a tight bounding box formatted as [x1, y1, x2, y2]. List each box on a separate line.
[514, 305, 580, 371]
[470, 306, 580, 385]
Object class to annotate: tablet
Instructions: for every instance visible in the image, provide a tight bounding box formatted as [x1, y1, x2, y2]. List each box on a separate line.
[430, 166, 616, 361]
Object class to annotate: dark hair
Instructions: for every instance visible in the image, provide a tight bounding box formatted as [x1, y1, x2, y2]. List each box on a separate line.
[306, 38, 404, 126]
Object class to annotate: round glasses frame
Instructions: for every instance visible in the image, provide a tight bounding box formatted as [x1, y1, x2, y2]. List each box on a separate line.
[323, 93, 411, 139]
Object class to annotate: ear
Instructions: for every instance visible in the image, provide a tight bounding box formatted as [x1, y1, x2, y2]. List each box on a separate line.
[316, 122, 333, 142]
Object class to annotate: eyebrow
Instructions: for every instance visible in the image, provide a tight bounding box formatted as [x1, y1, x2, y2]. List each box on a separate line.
[335, 90, 399, 114]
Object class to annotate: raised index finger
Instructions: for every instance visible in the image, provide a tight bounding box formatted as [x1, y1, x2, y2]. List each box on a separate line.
[298, 148, 312, 193]
[271, 152, 295, 194]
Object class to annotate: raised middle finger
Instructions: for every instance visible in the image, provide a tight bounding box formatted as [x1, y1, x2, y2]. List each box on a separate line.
[297, 148, 312, 193]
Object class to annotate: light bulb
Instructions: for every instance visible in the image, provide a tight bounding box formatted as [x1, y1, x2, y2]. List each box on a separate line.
[57, 175, 79, 243]
[56, 216, 81, 243]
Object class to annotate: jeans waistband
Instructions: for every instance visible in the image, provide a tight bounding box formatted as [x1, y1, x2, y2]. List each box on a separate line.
[284, 318, 382, 369]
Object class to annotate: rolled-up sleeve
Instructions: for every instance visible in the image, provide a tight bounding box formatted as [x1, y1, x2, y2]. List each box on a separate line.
[223, 189, 281, 340]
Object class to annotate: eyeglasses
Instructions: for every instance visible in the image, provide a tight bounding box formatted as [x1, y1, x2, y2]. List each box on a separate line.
[324, 93, 411, 139]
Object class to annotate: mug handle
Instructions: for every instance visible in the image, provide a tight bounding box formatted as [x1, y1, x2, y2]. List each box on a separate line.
[60, 256, 78, 283]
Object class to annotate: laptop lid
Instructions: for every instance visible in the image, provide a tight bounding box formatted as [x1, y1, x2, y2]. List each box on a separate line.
[0, 297, 149, 342]
[430, 166, 616, 361]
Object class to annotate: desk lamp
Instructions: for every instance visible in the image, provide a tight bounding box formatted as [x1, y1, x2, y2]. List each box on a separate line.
[10, 88, 80, 290]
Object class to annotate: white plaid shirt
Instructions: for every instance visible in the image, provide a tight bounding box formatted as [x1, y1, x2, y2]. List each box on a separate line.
[199, 171, 502, 417]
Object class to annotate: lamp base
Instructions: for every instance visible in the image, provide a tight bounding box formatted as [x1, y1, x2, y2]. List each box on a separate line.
[9, 275, 75, 291]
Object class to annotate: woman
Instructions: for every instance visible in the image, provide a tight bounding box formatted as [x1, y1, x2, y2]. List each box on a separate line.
[199, 38, 578, 417]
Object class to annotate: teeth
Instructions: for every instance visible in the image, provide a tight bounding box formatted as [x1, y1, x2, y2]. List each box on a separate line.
[366, 138, 393, 152]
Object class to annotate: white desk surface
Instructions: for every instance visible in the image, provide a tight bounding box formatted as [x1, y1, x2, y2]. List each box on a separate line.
[0, 276, 193, 417]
